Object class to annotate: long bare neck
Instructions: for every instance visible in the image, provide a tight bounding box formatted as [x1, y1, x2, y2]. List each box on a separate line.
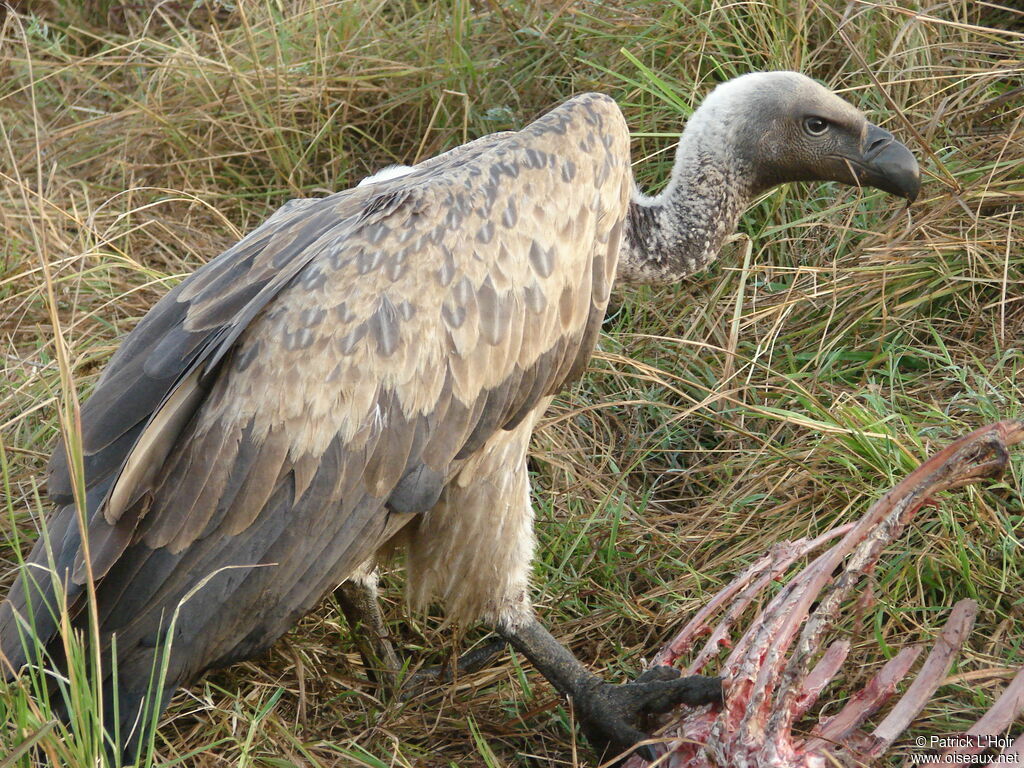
[616, 133, 755, 285]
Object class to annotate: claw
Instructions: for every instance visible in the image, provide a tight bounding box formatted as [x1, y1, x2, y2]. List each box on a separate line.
[399, 638, 508, 699]
[577, 674, 723, 763]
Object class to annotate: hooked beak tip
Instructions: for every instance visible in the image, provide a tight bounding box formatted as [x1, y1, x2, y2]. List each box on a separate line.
[859, 123, 921, 203]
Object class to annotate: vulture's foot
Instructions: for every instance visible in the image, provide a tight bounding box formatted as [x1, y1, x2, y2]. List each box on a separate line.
[575, 668, 723, 762]
[398, 639, 509, 699]
[336, 576, 509, 695]
[334, 574, 402, 690]
[498, 615, 722, 763]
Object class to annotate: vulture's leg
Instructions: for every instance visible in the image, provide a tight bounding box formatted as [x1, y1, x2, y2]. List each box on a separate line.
[405, 422, 721, 761]
[336, 567, 509, 694]
[335, 567, 402, 688]
[497, 616, 722, 762]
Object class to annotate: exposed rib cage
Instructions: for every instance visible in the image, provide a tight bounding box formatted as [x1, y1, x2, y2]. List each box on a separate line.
[626, 422, 1024, 768]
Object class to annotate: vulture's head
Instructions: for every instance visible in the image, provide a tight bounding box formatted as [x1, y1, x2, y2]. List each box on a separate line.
[690, 71, 921, 202]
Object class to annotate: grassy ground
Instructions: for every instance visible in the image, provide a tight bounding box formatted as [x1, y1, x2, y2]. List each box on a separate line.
[1, 0, 1022, 765]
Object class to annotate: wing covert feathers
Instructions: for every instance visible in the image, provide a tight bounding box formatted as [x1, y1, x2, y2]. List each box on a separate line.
[3, 92, 632, 669]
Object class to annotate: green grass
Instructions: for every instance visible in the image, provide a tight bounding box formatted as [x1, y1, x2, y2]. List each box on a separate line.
[1, 0, 1022, 765]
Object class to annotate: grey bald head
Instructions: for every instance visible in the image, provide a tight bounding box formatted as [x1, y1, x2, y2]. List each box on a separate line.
[621, 71, 921, 284]
[694, 71, 920, 201]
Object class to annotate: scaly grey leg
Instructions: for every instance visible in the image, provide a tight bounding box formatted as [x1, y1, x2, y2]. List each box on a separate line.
[335, 568, 508, 695]
[334, 569, 402, 688]
[399, 638, 508, 698]
[497, 615, 722, 763]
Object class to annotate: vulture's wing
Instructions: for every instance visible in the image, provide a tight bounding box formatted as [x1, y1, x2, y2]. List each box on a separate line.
[3, 193, 348, 668]
[1, 93, 630, 674]
[2, 134, 517, 663]
[47, 131, 518, 510]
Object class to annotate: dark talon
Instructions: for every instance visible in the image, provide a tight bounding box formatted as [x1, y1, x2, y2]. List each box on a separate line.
[499, 617, 723, 763]
[643, 673, 723, 712]
[399, 638, 509, 699]
[636, 743, 659, 763]
[576, 673, 723, 762]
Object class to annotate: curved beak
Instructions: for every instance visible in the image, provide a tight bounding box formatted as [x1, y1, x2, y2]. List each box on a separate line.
[846, 123, 921, 203]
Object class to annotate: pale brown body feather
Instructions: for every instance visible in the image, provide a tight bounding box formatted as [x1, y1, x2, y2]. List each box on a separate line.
[0, 93, 630, 710]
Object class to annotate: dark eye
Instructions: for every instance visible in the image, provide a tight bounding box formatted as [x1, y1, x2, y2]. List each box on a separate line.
[804, 116, 829, 136]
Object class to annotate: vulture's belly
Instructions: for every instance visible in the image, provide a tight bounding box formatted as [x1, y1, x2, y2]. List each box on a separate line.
[403, 397, 553, 626]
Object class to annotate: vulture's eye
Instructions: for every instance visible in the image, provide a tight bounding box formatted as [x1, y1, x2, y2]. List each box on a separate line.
[803, 116, 830, 136]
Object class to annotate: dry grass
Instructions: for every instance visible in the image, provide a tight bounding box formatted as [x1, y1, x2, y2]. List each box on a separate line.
[1, 0, 1022, 765]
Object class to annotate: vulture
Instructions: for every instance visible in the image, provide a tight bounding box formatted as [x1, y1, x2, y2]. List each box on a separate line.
[0, 71, 920, 762]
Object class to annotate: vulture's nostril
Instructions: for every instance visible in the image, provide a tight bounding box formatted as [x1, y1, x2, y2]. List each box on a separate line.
[865, 134, 892, 159]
